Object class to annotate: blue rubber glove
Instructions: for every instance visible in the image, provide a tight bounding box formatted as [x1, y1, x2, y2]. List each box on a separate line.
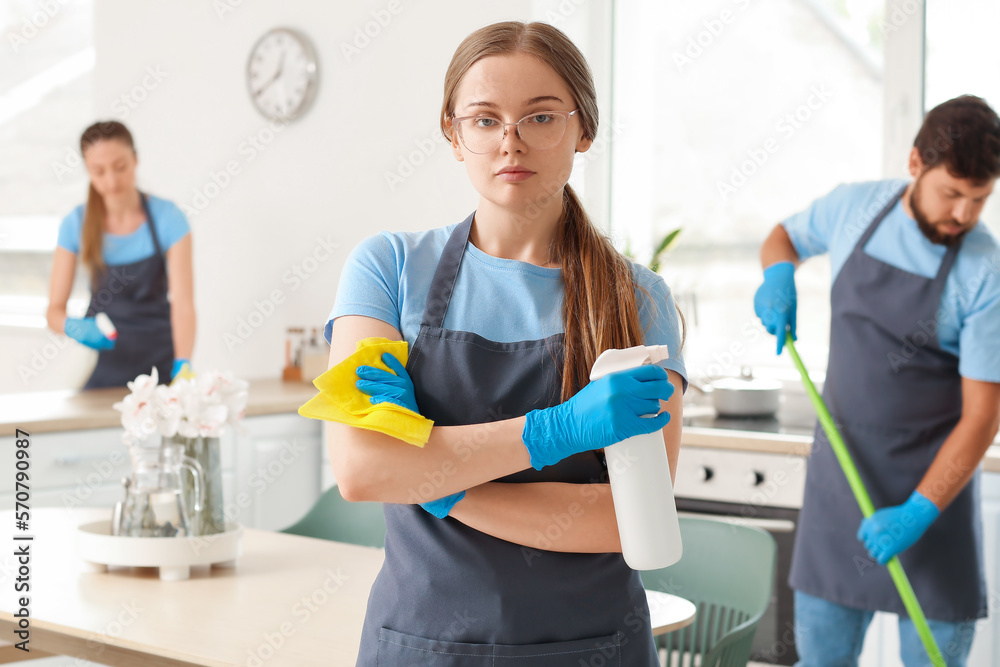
[172, 358, 191, 380]
[419, 491, 467, 519]
[64, 317, 115, 351]
[857, 490, 940, 565]
[522, 364, 675, 471]
[355, 353, 420, 411]
[355, 352, 465, 519]
[753, 261, 797, 355]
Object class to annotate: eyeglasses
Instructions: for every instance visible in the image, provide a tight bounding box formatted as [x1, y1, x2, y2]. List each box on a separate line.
[451, 109, 579, 154]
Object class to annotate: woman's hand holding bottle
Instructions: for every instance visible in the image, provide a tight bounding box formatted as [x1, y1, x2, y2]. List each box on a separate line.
[521, 365, 674, 470]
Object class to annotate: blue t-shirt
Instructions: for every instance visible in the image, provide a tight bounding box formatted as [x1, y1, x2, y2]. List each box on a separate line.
[57, 194, 190, 264]
[328, 219, 688, 389]
[782, 178, 1000, 383]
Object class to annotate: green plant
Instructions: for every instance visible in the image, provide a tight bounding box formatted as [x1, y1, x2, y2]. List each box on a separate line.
[649, 228, 682, 273]
[624, 228, 683, 272]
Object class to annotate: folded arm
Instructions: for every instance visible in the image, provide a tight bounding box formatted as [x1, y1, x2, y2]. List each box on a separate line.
[327, 314, 533, 503]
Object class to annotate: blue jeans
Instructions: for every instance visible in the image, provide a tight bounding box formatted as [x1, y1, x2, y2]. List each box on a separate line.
[793, 590, 976, 667]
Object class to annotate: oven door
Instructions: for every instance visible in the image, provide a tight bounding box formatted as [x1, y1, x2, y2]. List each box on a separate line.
[675, 498, 800, 665]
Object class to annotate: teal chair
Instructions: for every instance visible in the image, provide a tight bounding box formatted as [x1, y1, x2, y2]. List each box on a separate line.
[280, 485, 386, 548]
[641, 516, 776, 667]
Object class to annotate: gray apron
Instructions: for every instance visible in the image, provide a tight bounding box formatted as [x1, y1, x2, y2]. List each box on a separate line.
[789, 185, 987, 622]
[355, 212, 659, 666]
[84, 192, 174, 388]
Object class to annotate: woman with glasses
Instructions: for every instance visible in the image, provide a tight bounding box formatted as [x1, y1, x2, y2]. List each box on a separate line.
[46, 120, 195, 388]
[325, 21, 686, 666]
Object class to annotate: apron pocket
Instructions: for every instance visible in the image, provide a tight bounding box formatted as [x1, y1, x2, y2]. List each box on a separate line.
[376, 626, 622, 666]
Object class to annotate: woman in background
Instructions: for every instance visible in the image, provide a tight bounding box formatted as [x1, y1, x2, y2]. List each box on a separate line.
[47, 120, 195, 388]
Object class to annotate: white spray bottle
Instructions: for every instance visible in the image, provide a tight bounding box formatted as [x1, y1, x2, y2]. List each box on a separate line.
[590, 344, 682, 570]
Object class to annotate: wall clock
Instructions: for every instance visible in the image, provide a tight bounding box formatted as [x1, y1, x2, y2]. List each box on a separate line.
[246, 27, 318, 121]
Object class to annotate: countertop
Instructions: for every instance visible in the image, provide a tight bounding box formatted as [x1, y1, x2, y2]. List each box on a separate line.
[682, 425, 1000, 474]
[0, 378, 318, 436]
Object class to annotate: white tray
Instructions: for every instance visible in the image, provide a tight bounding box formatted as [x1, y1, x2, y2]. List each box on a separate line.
[76, 519, 243, 581]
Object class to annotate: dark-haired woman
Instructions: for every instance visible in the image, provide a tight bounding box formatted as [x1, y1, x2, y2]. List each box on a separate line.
[47, 121, 195, 389]
[325, 22, 686, 667]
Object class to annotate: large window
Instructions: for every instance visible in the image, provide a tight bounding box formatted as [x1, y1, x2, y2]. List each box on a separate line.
[612, 0, 890, 381]
[0, 0, 94, 327]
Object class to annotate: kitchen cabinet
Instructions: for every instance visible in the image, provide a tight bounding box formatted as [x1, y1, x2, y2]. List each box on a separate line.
[232, 413, 323, 531]
[0, 426, 132, 511]
[0, 413, 324, 534]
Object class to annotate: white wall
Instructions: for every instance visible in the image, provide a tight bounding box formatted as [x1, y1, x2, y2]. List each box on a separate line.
[1, 0, 613, 392]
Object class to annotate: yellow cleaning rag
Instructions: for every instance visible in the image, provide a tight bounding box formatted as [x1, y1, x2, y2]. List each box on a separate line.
[298, 337, 434, 447]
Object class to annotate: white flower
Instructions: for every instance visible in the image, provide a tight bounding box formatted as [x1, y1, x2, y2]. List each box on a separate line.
[113, 367, 161, 441]
[126, 366, 159, 400]
[114, 367, 247, 442]
[153, 384, 183, 437]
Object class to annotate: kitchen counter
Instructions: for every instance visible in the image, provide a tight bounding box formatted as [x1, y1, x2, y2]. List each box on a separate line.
[0, 378, 318, 436]
[3, 380, 998, 473]
[683, 425, 1000, 474]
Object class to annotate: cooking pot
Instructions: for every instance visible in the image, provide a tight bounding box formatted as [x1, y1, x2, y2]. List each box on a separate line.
[690, 367, 782, 417]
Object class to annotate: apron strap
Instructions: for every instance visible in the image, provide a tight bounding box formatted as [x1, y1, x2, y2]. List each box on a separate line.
[421, 211, 475, 329]
[933, 236, 963, 284]
[140, 192, 165, 257]
[852, 184, 908, 253]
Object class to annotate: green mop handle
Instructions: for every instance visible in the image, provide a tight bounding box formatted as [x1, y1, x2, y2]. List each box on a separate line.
[784, 333, 946, 667]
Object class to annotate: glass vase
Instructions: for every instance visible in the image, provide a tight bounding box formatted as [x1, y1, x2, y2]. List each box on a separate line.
[169, 435, 226, 535]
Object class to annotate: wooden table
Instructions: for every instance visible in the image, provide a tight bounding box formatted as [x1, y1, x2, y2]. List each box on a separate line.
[0, 508, 696, 666]
[0, 507, 382, 666]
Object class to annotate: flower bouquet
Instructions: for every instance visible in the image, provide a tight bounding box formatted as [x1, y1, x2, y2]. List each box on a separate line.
[113, 367, 249, 535]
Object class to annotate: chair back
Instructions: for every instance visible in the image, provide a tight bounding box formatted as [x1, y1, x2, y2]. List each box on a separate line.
[641, 516, 777, 667]
[280, 485, 386, 548]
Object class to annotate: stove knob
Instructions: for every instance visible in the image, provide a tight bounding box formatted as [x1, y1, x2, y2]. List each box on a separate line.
[699, 466, 714, 482]
[746, 470, 765, 487]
